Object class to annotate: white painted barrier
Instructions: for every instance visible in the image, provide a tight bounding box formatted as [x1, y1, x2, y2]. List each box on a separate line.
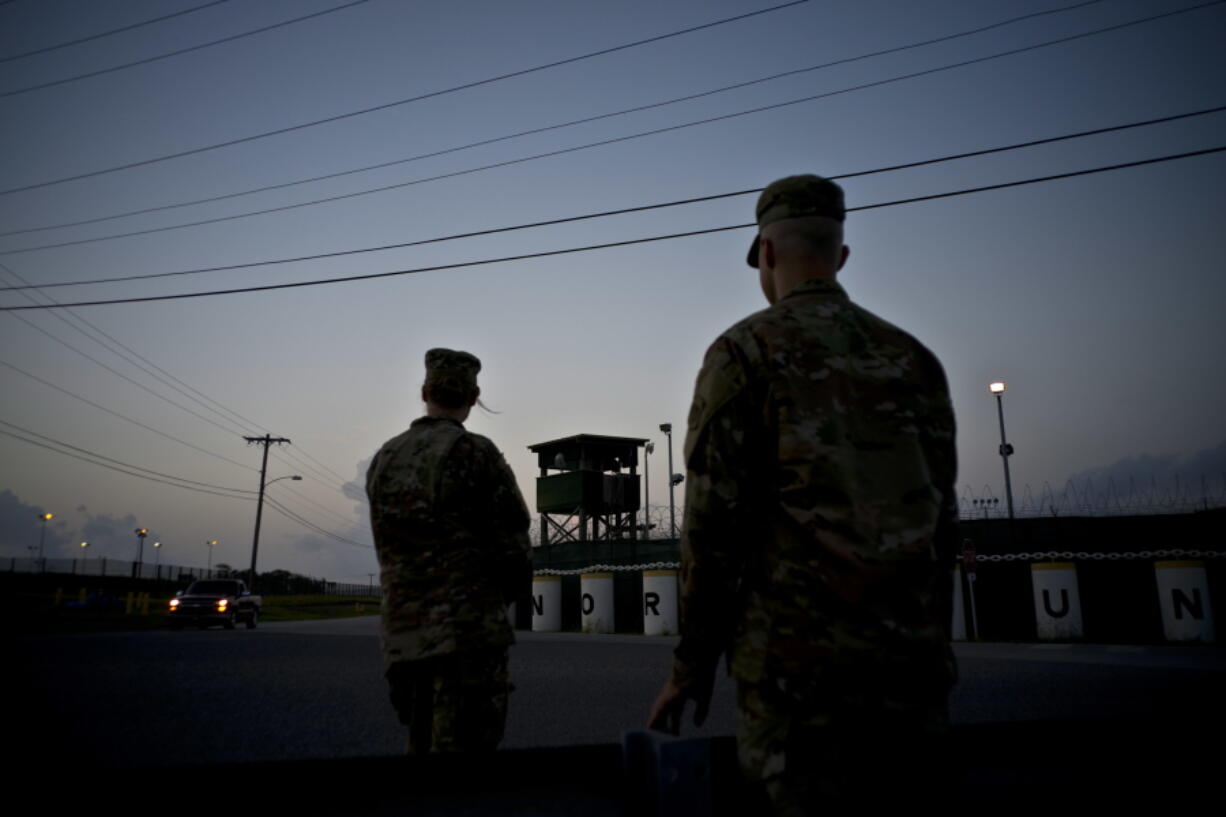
[951, 565, 966, 641]
[580, 572, 614, 634]
[1154, 561, 1215, 642]
[643, 569, 679, 636]
[532, 575, 561, 632]
[1031, 562, 1083, 640]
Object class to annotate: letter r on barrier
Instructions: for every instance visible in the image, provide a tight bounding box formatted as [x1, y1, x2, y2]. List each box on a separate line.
[644, 591, 660, 617]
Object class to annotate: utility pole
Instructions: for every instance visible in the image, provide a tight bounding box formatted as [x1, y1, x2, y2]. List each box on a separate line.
[244, 434, 291, 593]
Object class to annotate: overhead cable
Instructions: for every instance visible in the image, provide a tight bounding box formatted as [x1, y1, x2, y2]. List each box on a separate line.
[5, 104, 1222, 290]
[0, 0, 810, 193]
[0, 0, 1105, 239]
[2, 144, 1221, 311]
[0, 0, 374, 97]
[4, 2, 1219, 256]
[0, 262, 364, 519]
[264, 496, 371, 548]
[0, 0, 233, 63]
[0, 270, 254, 438]
[0, 426, 256, 500]
[0, 356, 257, 469]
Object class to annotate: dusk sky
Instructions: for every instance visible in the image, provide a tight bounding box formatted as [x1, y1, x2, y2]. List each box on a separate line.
[2, 0, 1223, 583]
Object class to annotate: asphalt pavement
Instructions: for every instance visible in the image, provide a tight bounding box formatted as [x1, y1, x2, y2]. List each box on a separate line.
[11, 615, 1226, 770]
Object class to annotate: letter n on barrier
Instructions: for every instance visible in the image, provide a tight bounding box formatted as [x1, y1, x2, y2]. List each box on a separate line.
[1173, 588, 1204, 621]
[1043, 589, 1070, 618]
[532, 595, 544, 616]
[644, 591, 660, 617]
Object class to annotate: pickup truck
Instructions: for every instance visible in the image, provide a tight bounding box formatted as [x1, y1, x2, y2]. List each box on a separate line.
[167, 579, 261, 630]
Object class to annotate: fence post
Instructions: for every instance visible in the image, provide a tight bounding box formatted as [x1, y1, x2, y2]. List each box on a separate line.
[101, 557, 107, 577]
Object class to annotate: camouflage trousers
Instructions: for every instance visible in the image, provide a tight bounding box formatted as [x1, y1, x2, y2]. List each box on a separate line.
[736, 678, 951, 815]
[385, 648, 510, 754]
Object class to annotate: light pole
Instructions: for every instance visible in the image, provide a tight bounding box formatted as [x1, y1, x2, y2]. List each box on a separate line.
[207, 540, 219, 571]
[659, 424, 683, 540]
[79, 541, 89, 572]
[643, 441, 654, 540]
[988, 382, 1015, 519]
[249, 474, 302, 592]
[133, 527, 148, 578]
[36, 512, 53, 571]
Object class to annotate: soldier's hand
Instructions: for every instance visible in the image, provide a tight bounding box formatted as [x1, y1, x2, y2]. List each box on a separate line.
[648, 679, 709, 735]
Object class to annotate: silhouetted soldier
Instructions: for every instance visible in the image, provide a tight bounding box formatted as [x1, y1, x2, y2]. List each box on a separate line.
[367, 348, 531, 752]
[649, 176, 958, 812]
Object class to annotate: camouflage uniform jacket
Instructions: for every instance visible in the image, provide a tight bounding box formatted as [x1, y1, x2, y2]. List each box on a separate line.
[367, 416, 531, 668]
[671, 278, 958, 704]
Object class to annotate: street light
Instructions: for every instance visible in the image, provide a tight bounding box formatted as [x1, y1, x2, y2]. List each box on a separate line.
[79, 541, 89, 569]
[36, 512, 53, 571]
[153, 541, 163, 568]
[207, 539, 219, 571]
[988, 382, 1015, 519]
[133, 528, 148, 578]
[643, 441, 654, 540]
[659, 424, 683, 540]
[249, 475, 302, 592]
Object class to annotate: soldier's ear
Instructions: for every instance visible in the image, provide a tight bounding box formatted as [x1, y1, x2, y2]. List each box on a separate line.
[421, 386, 429, 403]
[837, 244, 850, 272]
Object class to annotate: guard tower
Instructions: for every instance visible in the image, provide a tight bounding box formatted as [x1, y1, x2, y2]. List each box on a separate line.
[528, 434, 647, 545]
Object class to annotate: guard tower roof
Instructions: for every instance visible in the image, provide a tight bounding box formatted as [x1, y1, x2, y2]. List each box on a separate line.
[528, 434, 649, 472]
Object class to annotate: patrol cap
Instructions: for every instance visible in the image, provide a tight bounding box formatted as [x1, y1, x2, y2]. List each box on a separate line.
[424, 348, 481, 390]
[747, 174, 845, 267]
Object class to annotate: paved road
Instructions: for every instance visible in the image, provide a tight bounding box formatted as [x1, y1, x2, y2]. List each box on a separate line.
[13, 616, 1226, 768]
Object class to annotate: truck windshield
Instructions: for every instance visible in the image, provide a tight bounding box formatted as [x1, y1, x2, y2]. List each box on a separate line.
[185, 581, 241, 595]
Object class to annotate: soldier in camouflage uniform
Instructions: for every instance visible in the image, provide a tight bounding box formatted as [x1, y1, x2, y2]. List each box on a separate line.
[649, 176, 958, 812]
[366, 348, 532, 753]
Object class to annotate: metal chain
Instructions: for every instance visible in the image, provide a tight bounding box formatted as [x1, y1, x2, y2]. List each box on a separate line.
[534, 561, 680, 576]
[974, 549, 1223, 562]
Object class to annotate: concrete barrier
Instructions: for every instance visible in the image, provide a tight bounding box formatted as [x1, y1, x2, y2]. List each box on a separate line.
[1155, 560, 1215, 642]
[642, 569, 678, 636]
[1031, 562, 1083, 640]
[580, 572, 614, 634]
[531, 575, 561, 632]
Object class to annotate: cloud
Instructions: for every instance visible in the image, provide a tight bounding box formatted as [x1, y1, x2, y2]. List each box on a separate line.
[1065, 439, 1226, 487]
[0, 489, 71, 558]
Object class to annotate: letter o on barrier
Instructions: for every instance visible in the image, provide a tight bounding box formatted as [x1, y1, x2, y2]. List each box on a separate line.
[1155, 561, 1215, 642]
[1030, 562, 1083, 640]
[642, 569, 678, 636]
[580, 572, 614, 634]
[531, 575, 561, 632]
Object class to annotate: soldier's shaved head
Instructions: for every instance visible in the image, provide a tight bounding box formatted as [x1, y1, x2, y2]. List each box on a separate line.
[761, 216, 844, 267]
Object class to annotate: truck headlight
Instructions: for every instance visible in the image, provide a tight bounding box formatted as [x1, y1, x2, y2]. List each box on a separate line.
[217, 600, 228, 611]
[169, 599, 180, 609]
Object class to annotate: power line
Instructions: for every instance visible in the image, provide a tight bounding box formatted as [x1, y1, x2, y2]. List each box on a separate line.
[0, 425, 256, 501]
[5, 3, 1218, 258]
[0, 356, 257, 469]
[5, 103, 1221, 290]
[264, 496, 371, 548]
[2, 144, 1221, 311]
[0, 0, 374, 97]
[0, 418, 256, 494]
[0, 262, 364, 523]
[0, 269, 254, 438]
[0, 1, 811, 195]
[270, 479, 372, 533]
[0, 0, 233, 64]
[0, 0, 1106, 240]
